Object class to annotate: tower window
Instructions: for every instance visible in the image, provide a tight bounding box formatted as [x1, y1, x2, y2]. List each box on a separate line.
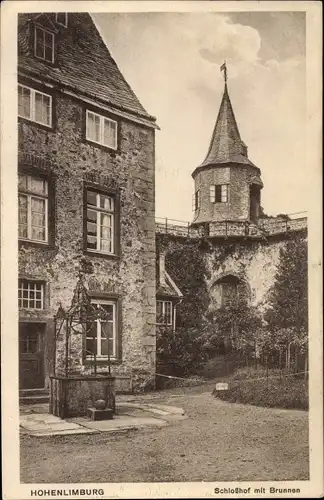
[210, 184, 228, 203]
[192, 190, 201, 211]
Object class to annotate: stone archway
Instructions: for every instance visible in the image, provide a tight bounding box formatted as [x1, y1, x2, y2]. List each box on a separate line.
[210, 273, 251, 310]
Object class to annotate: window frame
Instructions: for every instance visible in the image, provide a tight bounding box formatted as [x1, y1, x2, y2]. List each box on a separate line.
[18, 279, 45, 310]
[210, 184, 229, 204]
[85, 299, 117, 360]
[192, 189, 201, 211]
[85, 110, 118, 150]
[55, 13, 68, 27]
[18, 84, 53, 128]
[83, 184, 120, 259]
[83, 294, 122, 364]
[156, 300, 173, 326]
[18, 173, 49, 244]
[34, 25, 55, 63]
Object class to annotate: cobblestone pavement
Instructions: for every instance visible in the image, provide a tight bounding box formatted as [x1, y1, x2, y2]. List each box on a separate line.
[20, 383, 309, 483]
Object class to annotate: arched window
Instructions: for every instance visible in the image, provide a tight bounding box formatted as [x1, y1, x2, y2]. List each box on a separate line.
[212, 275, 250, 308]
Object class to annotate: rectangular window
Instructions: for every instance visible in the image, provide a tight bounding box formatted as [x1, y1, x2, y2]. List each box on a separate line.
[86, 190, 115, 254]
[86, 300, 117, 359]
[192, 190, 200, 211]
[18, 174, 48, 243]
[18, 84, 52, 127]
[19, 330, 40, 354]
[34, 26, 54, 63]
[18, 280, 44, 309]
[211, 184, 228, 203]
[86, 110, 117, 150]
[55, 13, 68, 27]
[156, 300, 172, 326]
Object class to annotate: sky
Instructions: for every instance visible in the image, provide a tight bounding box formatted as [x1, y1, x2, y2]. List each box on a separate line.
[94, 12, 306, 221]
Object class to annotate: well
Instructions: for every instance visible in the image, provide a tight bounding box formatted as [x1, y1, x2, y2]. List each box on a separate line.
[50, 274, 116, 419]
[50, 374, 115, 419]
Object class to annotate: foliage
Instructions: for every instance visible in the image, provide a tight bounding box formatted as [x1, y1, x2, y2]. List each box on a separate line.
[165, 242, 210, 328]
[156, 325, 208, 377]
[214, 367, 308, 410]
[276, 213, 291, 220]
[264, 235, 308, 352]
[259, 206, 270, 218]
[201, 296, 263, 354]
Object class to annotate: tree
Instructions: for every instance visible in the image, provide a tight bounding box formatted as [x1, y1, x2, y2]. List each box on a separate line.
[265, 235, 308, 350]
[166, 242, 210, 328]
[202, 296, 263, 356]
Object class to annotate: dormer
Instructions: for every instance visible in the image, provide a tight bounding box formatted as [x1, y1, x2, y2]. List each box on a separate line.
[18, 14, 60, 65]
[55, 13, 68, 28]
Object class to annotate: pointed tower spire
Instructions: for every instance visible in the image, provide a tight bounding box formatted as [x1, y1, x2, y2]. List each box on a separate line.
[191, 65, 263, 225]
[197, 66, 256, 170]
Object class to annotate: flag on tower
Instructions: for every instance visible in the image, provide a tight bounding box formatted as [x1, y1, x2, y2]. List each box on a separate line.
[220, 61, 227, 82]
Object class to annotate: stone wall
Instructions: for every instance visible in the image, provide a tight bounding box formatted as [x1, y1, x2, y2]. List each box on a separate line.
[18, 88, 156, 392]
[206, 239, 286, 310]
[162, 235, 296, 321]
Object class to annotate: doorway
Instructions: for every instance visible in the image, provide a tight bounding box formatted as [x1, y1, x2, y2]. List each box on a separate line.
[19, 323, 45, 390]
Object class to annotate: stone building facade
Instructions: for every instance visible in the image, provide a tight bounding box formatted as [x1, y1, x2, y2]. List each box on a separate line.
[18, 12, 158, 395]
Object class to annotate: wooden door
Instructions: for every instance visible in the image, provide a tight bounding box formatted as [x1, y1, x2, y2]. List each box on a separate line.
[19, 323, 45, 390]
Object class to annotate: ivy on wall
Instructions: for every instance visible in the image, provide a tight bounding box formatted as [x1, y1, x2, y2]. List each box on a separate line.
[165, 240, 210, 328]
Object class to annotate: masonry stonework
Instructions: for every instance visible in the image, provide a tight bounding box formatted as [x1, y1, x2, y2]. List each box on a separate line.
[162, 234, 305, 324]
[19, 92, 156, 392]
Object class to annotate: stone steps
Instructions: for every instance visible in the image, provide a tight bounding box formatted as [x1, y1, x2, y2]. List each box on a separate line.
[19, 390, 49, 405]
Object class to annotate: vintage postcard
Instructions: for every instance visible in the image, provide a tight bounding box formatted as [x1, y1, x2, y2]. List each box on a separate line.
[1, 1, 323, 499]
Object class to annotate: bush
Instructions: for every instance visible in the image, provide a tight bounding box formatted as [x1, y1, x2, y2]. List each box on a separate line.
[214, 368, 308, 410]
[156, 326, 207, 378]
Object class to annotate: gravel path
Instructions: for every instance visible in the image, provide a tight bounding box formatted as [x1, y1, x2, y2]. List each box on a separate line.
[20, 384, 309, 483]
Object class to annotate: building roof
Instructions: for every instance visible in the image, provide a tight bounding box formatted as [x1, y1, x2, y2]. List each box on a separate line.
[196, 83, 257, 171]
[156, 272, 183, 300]
[18, 13, 157, 128]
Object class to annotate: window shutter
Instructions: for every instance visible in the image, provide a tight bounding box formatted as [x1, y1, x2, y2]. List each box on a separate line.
[210, 185, 216, 203]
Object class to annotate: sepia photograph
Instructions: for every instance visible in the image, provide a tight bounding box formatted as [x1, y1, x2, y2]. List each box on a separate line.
[1, 1, 323, 499]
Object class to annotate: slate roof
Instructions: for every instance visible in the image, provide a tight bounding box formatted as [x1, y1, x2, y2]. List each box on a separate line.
[197, 83, 257, 170]
[18, 13, 157, 127]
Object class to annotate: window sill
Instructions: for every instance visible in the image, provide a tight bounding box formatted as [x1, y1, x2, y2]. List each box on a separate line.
[84, 137, 118, 153]
[83, 249, 120, 260]
[84, 358, 122, 366]
[18, 116, 53, 132]
[19, 240, 57, 251]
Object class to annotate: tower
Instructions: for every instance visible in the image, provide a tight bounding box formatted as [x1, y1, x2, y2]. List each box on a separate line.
[192, 64, 263, 225]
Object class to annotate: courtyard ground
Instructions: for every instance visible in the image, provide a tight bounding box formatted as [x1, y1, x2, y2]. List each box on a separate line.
[20, 382, 309, 483]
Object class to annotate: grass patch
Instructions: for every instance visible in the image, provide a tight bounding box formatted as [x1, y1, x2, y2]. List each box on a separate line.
[214, 367, 308, 410]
